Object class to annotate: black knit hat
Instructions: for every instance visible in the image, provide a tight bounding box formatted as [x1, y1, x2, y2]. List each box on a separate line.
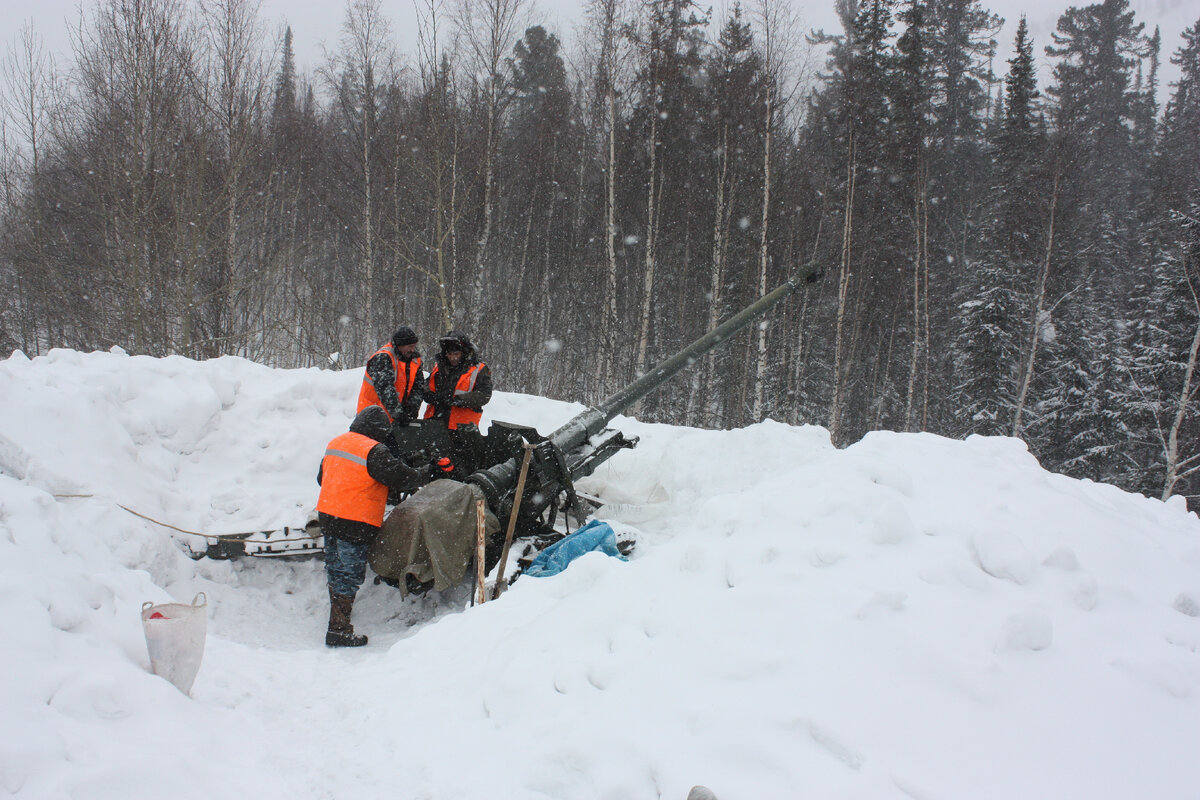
[392, 326, 419, 347]
[350, 405, 391, 442]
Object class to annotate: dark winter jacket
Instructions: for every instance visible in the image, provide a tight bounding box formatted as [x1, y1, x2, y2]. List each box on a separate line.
[419, 331, 493, 426]
[363, 347, 424, 423]
[318, 406, 431, 544]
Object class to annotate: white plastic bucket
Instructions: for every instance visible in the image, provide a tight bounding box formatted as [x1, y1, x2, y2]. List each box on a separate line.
[141, 593, 207, 695]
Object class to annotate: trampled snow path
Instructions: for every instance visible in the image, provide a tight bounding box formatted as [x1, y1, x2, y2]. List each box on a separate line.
[1, 348, 1197, 799]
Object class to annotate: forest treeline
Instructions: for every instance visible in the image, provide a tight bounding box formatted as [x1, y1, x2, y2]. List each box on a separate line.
[1, 0, 1197, 507]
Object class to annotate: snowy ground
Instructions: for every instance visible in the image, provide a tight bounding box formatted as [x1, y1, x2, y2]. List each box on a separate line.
[1, 347, 1198, 800]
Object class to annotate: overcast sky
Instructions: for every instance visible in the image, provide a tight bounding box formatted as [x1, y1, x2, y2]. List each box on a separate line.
[2, 0, 1196, 104]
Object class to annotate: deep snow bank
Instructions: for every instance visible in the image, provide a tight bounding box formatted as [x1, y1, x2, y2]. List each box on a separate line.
[1, 348, 1197, 800]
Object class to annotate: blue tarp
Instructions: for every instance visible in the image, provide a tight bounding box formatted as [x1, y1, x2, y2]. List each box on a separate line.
[524, 519, 626, 578]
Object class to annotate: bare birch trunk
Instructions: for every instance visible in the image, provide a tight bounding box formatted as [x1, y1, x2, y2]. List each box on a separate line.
[513, 189, 536, 363]
[332, 1, 395, 343]
[539, 191, 556, 395]
[472, 94, 496, 310]
[434, 125, 457, 333]
[634, 104, 659, 392]
[791, 216, 824, 426]
[921, 196, 931, 430]
[751, 87, 774, 422]
[227, 183, 240, 352]
[584, 0, 625, 398]
[604, 85, 619, 391]
[1162, 268, 1200, 501]
[362, 78, 375, 330]
[202, 0, 268, 357]
[448, 123, 459, 329]
[829, 133, 857, 443]
[1012, 170, 1060, 438]
[704, 124, 731, 427]
[457, 0, 528, 314]
[876, 304, 900, 429]
[904, 157, 927, 431]
[2, 23, 53, 353]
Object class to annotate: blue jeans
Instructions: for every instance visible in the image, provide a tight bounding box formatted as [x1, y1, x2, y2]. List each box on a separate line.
[325, 535, 369, 597]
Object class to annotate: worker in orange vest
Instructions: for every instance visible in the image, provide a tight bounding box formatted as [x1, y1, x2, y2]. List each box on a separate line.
[357, 326, 424, 424]
[316, 405, 433, 647]
[419, 331, 493, 475]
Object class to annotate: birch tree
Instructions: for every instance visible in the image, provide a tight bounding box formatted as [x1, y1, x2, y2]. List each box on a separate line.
[584, 0, 629, 395]
[1, 21, 56, 352]
[1159, 245, 1200, 501]
[454, 0, 529, 316]
[1011, 168, 1060, 438]
[749, 0, 800, 422]
[702, 7, 756, 426]
[197, 0, 270, 356]
[70, 0, 198, 354]
[629, 0, 707, 398]
[409, 0, 466, 333]
[326, 0, 396, 351]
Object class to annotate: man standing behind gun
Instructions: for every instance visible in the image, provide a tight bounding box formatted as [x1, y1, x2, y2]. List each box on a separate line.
[317, 405, 432, 647]
[420, 330, 493, 475]
[358, 325, 423, 424]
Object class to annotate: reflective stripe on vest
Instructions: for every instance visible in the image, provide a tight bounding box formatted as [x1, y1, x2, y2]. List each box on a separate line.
[316, 431, 389, 527]
[423, 362, 485, 430]
[357, 343, 422, 421]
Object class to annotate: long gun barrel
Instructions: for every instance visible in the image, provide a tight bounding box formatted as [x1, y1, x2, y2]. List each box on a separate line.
[469, 261, 822, 525]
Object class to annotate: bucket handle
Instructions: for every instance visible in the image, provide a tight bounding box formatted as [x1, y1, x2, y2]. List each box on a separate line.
[142, 593, 207, 613]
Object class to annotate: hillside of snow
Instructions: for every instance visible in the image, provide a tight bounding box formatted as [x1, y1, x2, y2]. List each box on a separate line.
[1, 347, 1197, 800]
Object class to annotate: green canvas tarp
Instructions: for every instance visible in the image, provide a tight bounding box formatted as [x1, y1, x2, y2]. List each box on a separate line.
[368, 479, 500, 595]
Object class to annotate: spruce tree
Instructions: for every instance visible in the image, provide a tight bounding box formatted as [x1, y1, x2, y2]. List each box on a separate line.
[1135, 18, 1200, 504]
[271, 27, 298, 137]
[922, 0, 1002, 420]
[625, 0, 712, 413]
[1040, 0, 1150, 482]
[500, 26, 575, 388]
[699, 4, 766, 427]
[951, 17, 1039, 437]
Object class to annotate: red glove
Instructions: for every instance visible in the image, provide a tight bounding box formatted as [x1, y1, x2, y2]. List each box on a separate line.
[436, 456, 454, 474]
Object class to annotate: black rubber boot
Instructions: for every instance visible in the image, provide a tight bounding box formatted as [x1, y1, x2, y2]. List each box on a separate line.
[325, 591, 367, 647]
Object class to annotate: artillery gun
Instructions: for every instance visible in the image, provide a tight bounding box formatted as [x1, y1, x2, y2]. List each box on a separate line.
[367, 262, 822, 591]
[473, 261, 820, 536]
[198, 262, 818, 563]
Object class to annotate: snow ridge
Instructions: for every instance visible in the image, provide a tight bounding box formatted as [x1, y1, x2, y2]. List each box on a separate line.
[1, 349, 1197, 799]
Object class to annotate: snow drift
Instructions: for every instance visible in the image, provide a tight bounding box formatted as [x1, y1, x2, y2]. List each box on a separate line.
[1, 347, 1197, 800]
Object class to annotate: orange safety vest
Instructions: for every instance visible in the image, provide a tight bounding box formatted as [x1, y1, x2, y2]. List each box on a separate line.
[423, 362, 486, 430]
[357, 343, 422, 421]
[316, 431, 389, 527]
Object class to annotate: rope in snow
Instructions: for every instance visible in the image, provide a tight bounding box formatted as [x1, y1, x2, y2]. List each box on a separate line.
[54, 493, 319, 541]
